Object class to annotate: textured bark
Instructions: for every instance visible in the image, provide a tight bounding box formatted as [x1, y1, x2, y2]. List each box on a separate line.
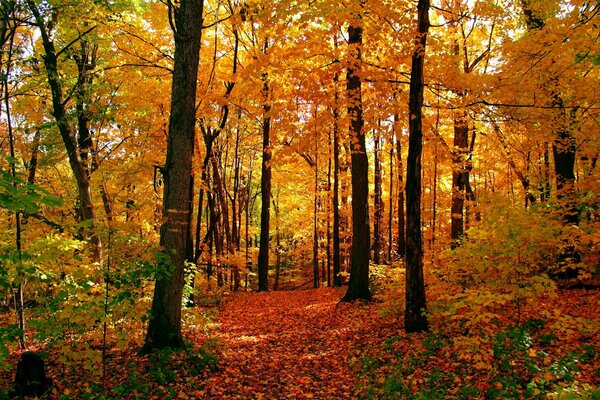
[273, 194, 281, 291]
[388, 144, 394, 262]
[395, 113, 406, 259]
[257, 73, 271, 292]
[142, 0, 204, 353]
[332, 71, 342, 287]
[342, 12, 371, 302]
[450, 114, 470, 249]
[313, 128, 320, 289]
[405, 0, 430, 333]
[373, 129, 382, 265]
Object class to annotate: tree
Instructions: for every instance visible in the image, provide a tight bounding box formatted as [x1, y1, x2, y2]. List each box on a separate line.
[342, 1, 371, 302]
[257, 63, 272, 292]
[141, 0, 204, 353]
[26, 0, 102, 262]
[404, 0, 430, 333]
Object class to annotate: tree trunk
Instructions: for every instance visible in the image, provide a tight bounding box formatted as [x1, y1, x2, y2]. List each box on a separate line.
[405, 0, 430, 333]
[450, 113, 469, 249]
[332, 70, 342, 287]
[395, 113, 406, 259]
[373, 127, 382, 265]
[273, 192, 281, 291]
[342, 11, 371, 302]
[257, 70, 271, 292]
[141, 0, 204, 353]
[313, 112, 320, 289]
[388, 142, 394, 263]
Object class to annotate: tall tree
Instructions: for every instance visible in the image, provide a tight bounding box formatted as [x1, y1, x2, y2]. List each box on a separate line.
[521, 0, 578, 225]
[26, 0, 102, 262]
[342, 1, 371, 302]
[141, 0, 204, 353]
[405, 0, 430, 332]
[257, 60, 272, 292]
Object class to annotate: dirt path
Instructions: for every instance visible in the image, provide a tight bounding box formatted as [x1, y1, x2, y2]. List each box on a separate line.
[195, 288, 399, 399]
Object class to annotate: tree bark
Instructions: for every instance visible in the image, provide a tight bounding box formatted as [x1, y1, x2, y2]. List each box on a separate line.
[405, 0, 430, 333]
[342, 8, 371, 302]
[257, 71, 271, 292]
[395, 113, 406, 259]
[373, 127, 382, 265]
[142, 0, 204, 353]
[388, 142, 394, 262]
[332, 70, 342, 287]
[450, 113, 470, 249]
[313, 118, 320, 289]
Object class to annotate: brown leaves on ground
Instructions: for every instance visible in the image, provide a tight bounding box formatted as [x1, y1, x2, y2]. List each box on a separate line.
[195, 287, 399, 399]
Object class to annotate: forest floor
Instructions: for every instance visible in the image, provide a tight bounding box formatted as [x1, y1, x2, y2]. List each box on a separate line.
[1, 285, 599, 399]
[193, 287, 398, 399]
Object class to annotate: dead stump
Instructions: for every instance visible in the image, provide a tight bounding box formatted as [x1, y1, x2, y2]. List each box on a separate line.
[9, 352, 51, 398]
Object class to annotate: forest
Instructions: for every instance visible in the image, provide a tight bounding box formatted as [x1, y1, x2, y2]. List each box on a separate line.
[0, 0, 599, 398]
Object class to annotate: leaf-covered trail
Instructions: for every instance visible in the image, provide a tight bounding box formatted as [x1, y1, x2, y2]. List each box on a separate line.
[196, 288, 399, 399]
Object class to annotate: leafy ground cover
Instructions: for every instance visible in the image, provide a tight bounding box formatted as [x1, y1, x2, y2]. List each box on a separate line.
[1, 284, 599, 399]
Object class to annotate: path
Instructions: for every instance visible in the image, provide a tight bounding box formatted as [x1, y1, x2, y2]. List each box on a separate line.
[195, 288, 400, 399]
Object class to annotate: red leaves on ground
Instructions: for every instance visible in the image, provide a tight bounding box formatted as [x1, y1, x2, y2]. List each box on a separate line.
[194, 287, 399, 399]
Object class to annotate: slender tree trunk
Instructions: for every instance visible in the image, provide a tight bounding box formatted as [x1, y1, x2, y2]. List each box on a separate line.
[342, 7, 371, 302]
[405, 0, 430, 333]
[373, 127, 382, 265]
[542, 143, 551, 202]
[313, 110, 320, 288]
[273, 190, 281, 291]
[141, 0, 204, 353]
[332, 70, 342, 287]
[395, 113, 406, 259]
[388, 142, 394, 263]
[327, 129, 332, 286]
[231, 124, 241, 248]
[432, 149, 438, 247]
[450, 113, 469, 249]
[257, 70, 271, 292]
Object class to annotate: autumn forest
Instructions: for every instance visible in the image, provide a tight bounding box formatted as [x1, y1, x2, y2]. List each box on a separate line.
[0, 0, 599, 398]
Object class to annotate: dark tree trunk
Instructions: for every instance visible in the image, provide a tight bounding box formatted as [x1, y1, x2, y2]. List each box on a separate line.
[373, 128, 382, 265]
[388, 142, 394, 262]
[342, 13, 371, 302]
[327, 132, 332, 286]
[405, 0, 430, 333]
[141, 0, 204, 353]
[332, 71, 342, 287]
[552, 98, 578, 225]
[313, 124, 320, 289]
[74, 40, 97, 177]
[273, 193, 281, 291]
[450, 113, 469, 249]
[395, 113, 406, 259]
[257, 73, 271, 292]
